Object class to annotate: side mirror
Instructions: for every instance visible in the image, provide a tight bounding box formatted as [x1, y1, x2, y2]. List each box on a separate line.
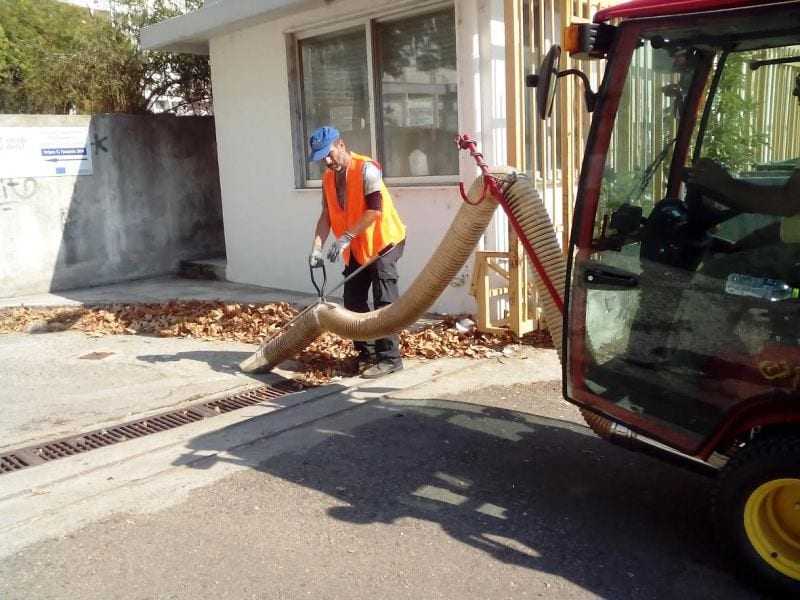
[526, 45, 562, 120]
[527, 45, 599, 116]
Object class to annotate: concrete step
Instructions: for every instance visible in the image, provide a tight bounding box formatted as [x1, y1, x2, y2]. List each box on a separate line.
[178, 257, 227, 281]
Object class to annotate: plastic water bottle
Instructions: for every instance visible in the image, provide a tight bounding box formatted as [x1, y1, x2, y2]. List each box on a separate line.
[724, 273, 800, 301]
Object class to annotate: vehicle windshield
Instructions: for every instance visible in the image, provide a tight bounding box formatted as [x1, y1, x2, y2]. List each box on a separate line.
[577, 24, 800, 441]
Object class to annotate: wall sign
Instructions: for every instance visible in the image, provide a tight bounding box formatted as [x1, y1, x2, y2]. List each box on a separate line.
[0, 126, 94, 177]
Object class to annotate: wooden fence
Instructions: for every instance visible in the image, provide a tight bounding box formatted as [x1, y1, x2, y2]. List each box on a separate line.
[472, 0, 611, 336]
[748, 47, 800, 165]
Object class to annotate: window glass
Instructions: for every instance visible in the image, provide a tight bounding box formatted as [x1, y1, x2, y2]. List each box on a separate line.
[594, 41, 693, 251]
[295, 8, 459, 183]
[300, 28, 371, 180]
[697, 45, 800, 250]
[376, 8, 458, 177]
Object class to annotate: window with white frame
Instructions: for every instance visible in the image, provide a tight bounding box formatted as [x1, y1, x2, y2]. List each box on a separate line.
[292, 6, 458, 186]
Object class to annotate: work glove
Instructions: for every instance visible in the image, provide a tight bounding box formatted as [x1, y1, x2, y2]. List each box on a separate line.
[326, 232, 354, 262]
[309, 247, 324, 268]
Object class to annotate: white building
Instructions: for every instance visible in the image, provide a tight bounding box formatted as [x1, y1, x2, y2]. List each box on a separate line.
[141, 0, 532, 314]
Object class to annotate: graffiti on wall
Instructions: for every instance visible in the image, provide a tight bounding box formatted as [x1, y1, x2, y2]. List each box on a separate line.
[0, 177, 38, 206]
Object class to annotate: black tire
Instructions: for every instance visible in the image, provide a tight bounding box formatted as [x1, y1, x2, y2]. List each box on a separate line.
[712, 434, 800, 597]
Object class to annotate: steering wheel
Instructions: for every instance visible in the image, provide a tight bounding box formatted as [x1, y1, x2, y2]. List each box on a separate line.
[638, 166, 744, 270]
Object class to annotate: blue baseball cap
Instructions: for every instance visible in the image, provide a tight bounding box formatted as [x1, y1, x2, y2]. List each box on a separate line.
[308, 126, 340, 161]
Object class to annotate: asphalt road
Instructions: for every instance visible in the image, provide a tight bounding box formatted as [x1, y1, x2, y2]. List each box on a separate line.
[0, 376, 760, 599]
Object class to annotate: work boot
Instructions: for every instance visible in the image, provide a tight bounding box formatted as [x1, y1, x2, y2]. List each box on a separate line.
[356, 353, 375, 374]
[361, 360, 403, 379]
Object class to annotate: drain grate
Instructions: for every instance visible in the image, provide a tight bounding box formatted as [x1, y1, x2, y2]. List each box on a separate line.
[1, 454, 29, 474]
[31, 410, 207, 462]
[204, 385, 293, 414]
[0, 379, 301, 476]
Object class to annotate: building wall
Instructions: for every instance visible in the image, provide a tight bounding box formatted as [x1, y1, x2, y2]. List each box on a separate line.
[209, 0, 509, 314]
[0, 114, 224, 298]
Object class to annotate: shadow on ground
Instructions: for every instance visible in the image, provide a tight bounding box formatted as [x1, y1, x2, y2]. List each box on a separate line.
[136, 349, 358, 382]
[175, 396, 755, 599]
[137, 350, 253, 375]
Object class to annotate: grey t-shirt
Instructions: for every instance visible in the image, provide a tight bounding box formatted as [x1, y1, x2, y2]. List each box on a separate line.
[333, 162, 382, 209]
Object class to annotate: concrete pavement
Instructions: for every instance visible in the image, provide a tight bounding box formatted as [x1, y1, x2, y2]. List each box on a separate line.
[0, 276, 760, 599]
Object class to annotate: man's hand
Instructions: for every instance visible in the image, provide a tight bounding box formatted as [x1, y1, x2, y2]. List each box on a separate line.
[309, 247, 324, 268]
[686, 158, 733, 194]
[326, 232, 354, 262]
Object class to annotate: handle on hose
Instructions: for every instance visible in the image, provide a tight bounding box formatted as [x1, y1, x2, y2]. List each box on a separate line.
[309, 261, 327, 300]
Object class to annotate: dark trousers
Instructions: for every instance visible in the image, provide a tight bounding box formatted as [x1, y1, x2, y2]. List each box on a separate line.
[343, 240, 404, 364]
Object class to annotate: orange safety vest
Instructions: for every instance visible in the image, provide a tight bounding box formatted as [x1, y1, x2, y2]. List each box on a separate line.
[322, 152, 406, 266]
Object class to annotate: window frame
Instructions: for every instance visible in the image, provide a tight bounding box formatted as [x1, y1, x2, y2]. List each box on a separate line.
[287, 2, 459, 189]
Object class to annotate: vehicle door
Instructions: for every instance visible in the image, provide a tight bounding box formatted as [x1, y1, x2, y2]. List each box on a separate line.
[565, 15, 800, 453]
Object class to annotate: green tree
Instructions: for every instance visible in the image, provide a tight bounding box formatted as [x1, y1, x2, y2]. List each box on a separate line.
[0, 0, 210, 114]
[0, 0, 142, 113]
[113, 0, 211, 113]
[702, 51, 768, 172]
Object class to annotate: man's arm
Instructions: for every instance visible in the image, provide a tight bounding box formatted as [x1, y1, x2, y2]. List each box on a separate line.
[348, 209, 381, 238]
[313, 196, 331, 251]
[688, 159, 800, 216]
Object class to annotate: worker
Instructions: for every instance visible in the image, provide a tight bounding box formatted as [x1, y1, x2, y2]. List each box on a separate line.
[308, 126, 407, 379]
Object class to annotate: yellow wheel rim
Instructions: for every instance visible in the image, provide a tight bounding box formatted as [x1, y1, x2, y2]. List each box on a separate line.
[744, 478, 800, 581]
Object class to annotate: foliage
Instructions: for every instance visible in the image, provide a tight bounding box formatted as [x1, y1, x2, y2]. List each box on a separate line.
[0, 0, 210, 114]
[114, 0, 211, 114]
[0, 0, 142, 113]
[379, 7, 456, 80]
[701, 51, 768, 172]
[599, 168, 651, 212]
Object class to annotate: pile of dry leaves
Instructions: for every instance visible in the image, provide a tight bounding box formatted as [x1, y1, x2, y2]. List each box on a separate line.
[0, 301, 551, 386]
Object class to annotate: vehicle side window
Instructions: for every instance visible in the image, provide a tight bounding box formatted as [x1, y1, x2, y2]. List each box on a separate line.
[693, 45, 800, 284]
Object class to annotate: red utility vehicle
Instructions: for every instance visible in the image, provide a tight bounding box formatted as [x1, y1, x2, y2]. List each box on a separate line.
[533, 0, 800, 594]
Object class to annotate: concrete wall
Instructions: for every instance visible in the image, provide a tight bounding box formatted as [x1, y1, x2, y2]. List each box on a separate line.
[209, 0, 510, 314]
[0, 114, 224, 298]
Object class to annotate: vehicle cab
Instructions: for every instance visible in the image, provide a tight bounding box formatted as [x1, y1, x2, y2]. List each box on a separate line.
[536, 0, 800, 593]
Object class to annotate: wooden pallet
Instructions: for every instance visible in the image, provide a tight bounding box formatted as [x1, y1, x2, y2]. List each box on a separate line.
[470, 233, 539, 337]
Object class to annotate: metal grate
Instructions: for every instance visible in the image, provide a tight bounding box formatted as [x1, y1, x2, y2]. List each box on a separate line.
[31, 410, 207, 461]
[1, 454, 29, 474]
[0, 380, 301, 476]
[203, 384, 294, 414]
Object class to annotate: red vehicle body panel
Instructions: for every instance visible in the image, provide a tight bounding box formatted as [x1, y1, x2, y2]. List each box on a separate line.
[595, 0, 793, 22]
